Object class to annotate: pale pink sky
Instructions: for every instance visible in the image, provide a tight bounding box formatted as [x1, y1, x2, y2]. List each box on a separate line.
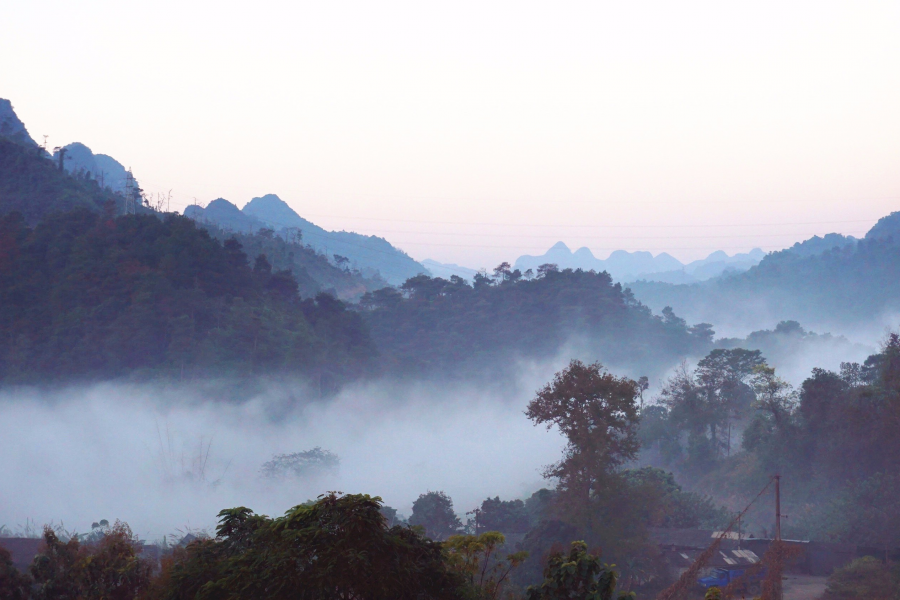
[3, 0, 899, 268]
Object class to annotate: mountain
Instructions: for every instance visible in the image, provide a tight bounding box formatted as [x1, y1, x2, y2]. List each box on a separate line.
[627, 214, 900, 337]
[864, 211, 900, 242]
[421, 259, 479, 282]
[0, 210, 375, 385]
[185, 198, 261, 232]
[54, 142, 134, 193]
[514, 242, 761, 283]
[0, 99, 38, 147]
[634, 248, 766, 284]
[186, 194, 426, 285]
[0, 136, 127, 223]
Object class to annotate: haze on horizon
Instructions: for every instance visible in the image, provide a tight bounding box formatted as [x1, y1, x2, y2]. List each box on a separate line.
[2, 0, 899, 267]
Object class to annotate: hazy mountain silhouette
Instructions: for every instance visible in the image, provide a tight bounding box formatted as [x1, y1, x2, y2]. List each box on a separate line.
[420, 259, 480, 282]
[54, 142, 134, 193]
[0, 99, 38, 147]
[514, 242, 763, 283]
[864, 211, 900, 242]
[628, 213, 900, 337]
[185, 198, 260, 232]
[185, 194, 426, 285]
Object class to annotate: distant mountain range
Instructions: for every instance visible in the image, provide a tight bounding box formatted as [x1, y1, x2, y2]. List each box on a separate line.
[184, 195, 426, 285]
[420, 259, 480, 282]
[628, 214, 899, 337]
[514, 242, 766, 283]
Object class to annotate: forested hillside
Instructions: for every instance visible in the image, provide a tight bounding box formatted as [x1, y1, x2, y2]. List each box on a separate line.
[0, 137, 128, 224]
[360, 265, 714, 380]
[630, 214, 900, 335]
[187, 194, 426, 285]
[639, 337, 900, 548]
[200, 223, 389, 301]
[0, 211, 374, 385]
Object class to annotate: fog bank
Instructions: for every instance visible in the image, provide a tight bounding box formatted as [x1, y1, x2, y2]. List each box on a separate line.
[0, 377, 566, 542]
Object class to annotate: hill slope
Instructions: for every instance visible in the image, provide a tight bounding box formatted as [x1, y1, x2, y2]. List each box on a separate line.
[628, 213, 900, 337]
[0, 211, 375, 385]
[187, 194, 426, 285]
[0, 137, 127, 224]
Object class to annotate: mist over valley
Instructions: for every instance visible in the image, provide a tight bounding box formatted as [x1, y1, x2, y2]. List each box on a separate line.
[2, 6, 900, 593]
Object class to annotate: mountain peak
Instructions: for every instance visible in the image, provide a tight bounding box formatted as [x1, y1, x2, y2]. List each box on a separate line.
[549, 241, 571, 252]
[0, 99, 38, 147]
[244, 193, 287, 209]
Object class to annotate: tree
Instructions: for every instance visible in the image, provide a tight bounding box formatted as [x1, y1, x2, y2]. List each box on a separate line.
[443, 532, 527, 600]
[477, 497, 530, 534]
[528, 360, 639, 501]
[635, 376, 649, 412]
[259, 447, 340, 480]
[29, 522, 153, 600]
[154, 493, 461, 600]
[492, 262, 512, 282]
[695, 349, 764, 455]
[656, 350, 766, 466]
[0, 546, 30, 600]
[525, 541, 630, 600]
[410, 491, 464, 541]
[824, 556, 900, 600]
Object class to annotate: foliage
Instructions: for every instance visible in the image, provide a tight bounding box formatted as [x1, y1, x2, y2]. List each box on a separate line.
[524, 541, 631, 600]
[28, 522, 154, 600]
[0, 210, 375, 385]
[259, 447, 340, 480]
[824, 557, 900, 600]
[661, 350, 763, 465]
[621, 467, 728, 529]
[526, 360, 640, 505]
[150, 492, 462, 600]
[644, 334, 900, 546]
[478, 497, 531, 534]
[521, 361, 664, 586]
[361, 268, 711, 381]
[443, 532, 528, 600]
[0, 137, 128, 225]
[201, 224, 387, 301]
[410, 491, 464, 541]
[0, 545, 30, 600]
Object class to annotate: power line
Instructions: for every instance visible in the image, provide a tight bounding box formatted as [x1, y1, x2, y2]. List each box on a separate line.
[298, 214, 884, 230]
[392, 241, 854, 251]
[346, 230, 870, 241]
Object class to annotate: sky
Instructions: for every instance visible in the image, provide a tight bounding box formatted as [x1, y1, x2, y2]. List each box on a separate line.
[2, 0, 900, 268]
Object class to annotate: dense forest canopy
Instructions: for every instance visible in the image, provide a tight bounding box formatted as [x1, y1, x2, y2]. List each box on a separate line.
[199, 223, 387, 301]
[359, 265, 713, 380]
[639, 335, 900, 548]
[0, 210, 374, 385]
[0, 137, 129, 224]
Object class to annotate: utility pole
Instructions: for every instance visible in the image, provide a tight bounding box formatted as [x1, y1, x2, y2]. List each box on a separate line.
[774, 474, 781, 541]
[774, 474, 783, 600]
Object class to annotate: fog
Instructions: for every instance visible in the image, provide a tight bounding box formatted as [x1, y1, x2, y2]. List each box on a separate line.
[0, 374, 567, 543]
[0, 321, 882, 544]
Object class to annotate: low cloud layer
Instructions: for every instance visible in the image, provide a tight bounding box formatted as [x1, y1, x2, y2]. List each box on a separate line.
[1, 377, 566, 543]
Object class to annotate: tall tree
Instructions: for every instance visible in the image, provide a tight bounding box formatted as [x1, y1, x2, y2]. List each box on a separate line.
[409, 491, 464, 541]
[526, 360, 640, 510]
